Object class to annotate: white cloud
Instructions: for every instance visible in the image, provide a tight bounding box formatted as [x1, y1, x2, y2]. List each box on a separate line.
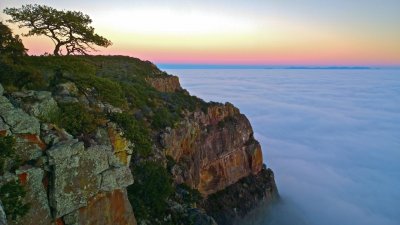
[165, 68, 400, 225]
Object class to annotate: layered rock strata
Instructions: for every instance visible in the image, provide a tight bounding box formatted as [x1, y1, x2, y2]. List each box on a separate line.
[161, 103, 264, 196]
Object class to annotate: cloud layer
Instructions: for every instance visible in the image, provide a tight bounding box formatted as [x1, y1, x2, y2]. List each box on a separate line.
[164, 68, 400, 225]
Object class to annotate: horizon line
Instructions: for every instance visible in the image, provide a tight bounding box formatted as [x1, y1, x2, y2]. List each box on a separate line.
[157, 64, 400, 70]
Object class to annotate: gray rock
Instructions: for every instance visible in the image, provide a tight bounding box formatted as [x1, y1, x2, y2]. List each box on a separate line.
[100, 166, 134, 191]
[47, 141, 130, 218]
[13, 168, 53, 225]
[41, 123, 73, 145]
[14, 136, 43, 161]
[10, 90, 59, 120]
[0, 96, 40, 134]
[56, 82, 79, 97]
[0, 200, 7, 225]
[63, 210, 79, 225]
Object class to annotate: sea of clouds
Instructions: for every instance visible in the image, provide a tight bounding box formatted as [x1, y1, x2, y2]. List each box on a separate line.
[163, 68, 400, 225]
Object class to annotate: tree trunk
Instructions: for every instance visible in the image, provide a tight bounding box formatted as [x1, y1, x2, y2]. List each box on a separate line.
[54, 43, 62, 56]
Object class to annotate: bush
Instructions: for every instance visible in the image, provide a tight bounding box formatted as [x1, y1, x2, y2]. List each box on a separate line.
[127, 161, 173, 223]
[0, 136, 20, 175]
[57, 102, 100, 136]
[151, 107, 179, 129]
[0, 57, 46, 90]
[0, 180, 30, 220]
[110, 112, 152, 157]
[176, 183, 203, 205]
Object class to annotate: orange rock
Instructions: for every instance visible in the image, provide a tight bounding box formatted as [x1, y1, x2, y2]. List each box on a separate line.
[17, 134, 47, 150]
[18, 172, 28, 185]
[78, 190, 137, 225]
[55, 218, 65, 225]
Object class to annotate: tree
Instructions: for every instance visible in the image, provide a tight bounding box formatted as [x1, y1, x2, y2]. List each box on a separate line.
[0, 21, 26, 56]
[4, 4, 112, 56]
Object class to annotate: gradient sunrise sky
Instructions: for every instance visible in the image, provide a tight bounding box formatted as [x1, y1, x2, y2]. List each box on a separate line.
[1, 0, 399, 66]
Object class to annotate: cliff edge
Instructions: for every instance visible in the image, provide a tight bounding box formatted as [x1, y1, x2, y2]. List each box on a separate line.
[0, 55, 278, 225]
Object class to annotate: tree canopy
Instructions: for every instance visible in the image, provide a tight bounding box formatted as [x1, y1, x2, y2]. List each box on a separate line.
[4, 4, 112, 56]
[0, 21, 26, 57]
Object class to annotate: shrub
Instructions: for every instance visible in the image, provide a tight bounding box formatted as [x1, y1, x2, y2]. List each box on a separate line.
[0, 136, 16, 175]
[151, 107, 179, 129]
[176, 183, 203, 205]
[127, 161, 173, 223]
[110, 112, 152, 157]
[0, 180, 30, 220]
[57, 102, 100, 136]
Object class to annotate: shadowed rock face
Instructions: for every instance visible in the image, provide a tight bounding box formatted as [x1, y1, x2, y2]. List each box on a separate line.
[162, 103, 264, 196]
[201, 168, 279, 225]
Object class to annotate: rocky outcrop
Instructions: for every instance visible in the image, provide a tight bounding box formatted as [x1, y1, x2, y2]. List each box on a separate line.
[201, 168, 278, 225]
[146, 75, 182, 92]
[65, 189, 136, 225]
[161, 103, 264, 196]
[0, 84, 136, 225]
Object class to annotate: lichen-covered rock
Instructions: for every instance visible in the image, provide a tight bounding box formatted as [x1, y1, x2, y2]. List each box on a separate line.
[10, 168, 52, 225]
[13, 134, 45, 162]
[0, 96, 40, 135]
[10, 91, 58, 120]
[46, 139, 133, 218]
[65, 189, 136, 225]
[100, 167, 133, 192]
[146, 75, 182, 93]
[47, 140, 107, 217]
[107, 126, 133, 166]
[41, 123, 73, 145]
[162, 103, 264, 196]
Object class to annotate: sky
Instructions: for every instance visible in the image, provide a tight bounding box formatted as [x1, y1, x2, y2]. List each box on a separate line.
[1, 0, 400, 66]
[168, 68, 400, 225]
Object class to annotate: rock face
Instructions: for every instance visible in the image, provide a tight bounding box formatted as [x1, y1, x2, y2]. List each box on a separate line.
[162, 103, 264, 196]
[146, 75, 182, 92]
[201, 168, 279, 225]
[0, 83, 136, 225]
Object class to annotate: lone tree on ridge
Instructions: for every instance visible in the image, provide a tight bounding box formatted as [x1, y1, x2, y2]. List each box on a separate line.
[4, 4, 112, 56]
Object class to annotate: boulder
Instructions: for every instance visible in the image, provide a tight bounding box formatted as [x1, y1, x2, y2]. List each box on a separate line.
[47, 140, 106, 217]
[64, 189, 136, 225]
[10, 168, 52, 225]
[0, 96, 40, 135]
[10, 91, 59, 120]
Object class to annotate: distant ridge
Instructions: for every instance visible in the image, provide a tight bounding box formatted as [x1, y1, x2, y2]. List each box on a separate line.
[157, 64, 394, 70]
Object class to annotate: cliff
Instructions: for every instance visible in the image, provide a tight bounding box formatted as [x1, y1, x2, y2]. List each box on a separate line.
[0, 55, 278, 225]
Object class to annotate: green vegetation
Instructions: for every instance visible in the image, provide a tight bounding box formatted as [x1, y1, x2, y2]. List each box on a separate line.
[127, 161, 174, 223]
[57, 102, 103, 136]
[176, 183, 203, 205]
[0, 21, 26, 57]
[110, 112, 152, 156]
[0, 136, 16, 175]
[0, 180, 30, 220]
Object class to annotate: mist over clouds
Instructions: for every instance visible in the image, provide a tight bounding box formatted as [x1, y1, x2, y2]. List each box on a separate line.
[163, 68, 400, 225]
